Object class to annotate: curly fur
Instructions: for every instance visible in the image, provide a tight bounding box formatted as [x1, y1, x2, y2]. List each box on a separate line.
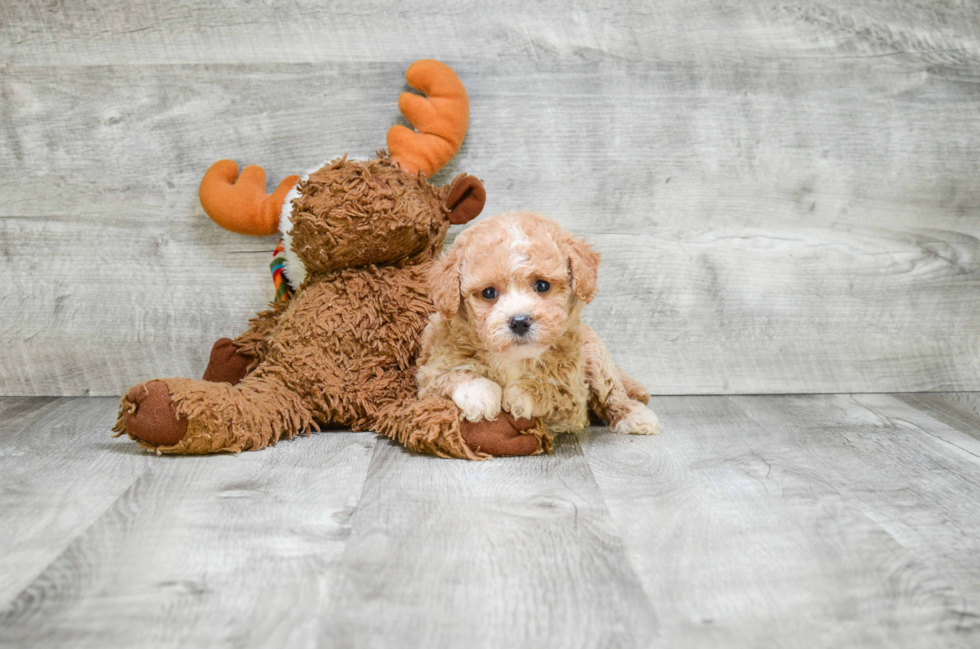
[418, 211, 661, 436]
[115, 155, 492, 458]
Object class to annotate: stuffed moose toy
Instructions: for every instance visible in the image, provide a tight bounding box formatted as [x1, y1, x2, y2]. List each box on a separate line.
[113, 60, 548, 459]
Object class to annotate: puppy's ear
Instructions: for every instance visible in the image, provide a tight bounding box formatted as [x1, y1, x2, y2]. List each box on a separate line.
[445, 175, 486, 225]
[429, 243, 465, 317]
[565, 234, 600, 303]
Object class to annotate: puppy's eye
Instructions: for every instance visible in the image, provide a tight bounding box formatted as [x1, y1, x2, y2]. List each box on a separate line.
[534, 280, 551, 293]
[481, 287, 497, 300]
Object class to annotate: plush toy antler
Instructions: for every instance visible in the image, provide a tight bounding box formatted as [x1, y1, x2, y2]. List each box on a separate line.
[199, 59, 469, 235]
[387, 59, 470, 177]
[199, 160, 299, 236]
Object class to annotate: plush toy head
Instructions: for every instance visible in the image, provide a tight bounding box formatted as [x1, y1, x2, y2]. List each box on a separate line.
[198, 60, 486, 289]
[287, 156, 484, 276]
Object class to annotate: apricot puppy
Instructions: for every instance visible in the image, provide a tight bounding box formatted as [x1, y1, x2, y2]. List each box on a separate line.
[418, 211, 661, 438]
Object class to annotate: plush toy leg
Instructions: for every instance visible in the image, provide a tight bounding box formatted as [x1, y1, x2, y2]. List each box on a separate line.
[202, 338, 255, 385]
[374, 396, 552, 460]
[116, 380, 188, 446]
[114, 373, 314, 454]
[200, 303, 288, 385]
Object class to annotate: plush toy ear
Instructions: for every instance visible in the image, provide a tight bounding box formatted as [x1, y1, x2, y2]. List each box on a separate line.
[429, 244, 465, 317]
[565, 234, 601, 303]
[445, 175, 486, 225]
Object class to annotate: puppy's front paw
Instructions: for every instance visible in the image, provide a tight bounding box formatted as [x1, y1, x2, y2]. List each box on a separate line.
[452, 378, 502, 422]
[502, 384, 536, 420]
[611, 404, 662, 436]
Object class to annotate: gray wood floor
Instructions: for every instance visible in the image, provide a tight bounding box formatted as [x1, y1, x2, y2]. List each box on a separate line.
[2, 395, 979, 648]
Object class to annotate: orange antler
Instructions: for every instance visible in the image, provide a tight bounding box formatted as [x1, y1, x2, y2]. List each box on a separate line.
[387, 60, 470, 177]
[199, 160, 299, 236]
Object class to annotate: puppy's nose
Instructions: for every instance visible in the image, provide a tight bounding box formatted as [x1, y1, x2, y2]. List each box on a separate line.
[508, 314, 533, 336]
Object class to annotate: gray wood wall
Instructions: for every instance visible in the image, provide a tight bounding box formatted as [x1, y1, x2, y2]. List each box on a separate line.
[2, 1, 979, 396]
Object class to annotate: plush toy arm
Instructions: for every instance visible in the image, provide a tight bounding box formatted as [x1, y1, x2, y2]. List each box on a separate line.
[232, 300, 289, 364]
[200, 303, 290, 385]
[199, 160, 299, 236]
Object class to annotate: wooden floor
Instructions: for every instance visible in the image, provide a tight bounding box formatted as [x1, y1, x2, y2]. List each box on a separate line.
[0, 394, 978, 648]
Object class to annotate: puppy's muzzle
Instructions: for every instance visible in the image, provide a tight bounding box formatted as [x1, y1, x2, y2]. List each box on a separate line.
[508, 314, 533, 337]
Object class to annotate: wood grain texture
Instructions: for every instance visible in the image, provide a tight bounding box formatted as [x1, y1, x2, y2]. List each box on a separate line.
[581, 395, 980, 648]
[318, 436, 657, 649]
[4, 395, 980, 647]
[2, 2, 980, 396]
[729, 394, 980, 646]
[0, 419, 377, 648]
[2, 1, 979, 67]
[0, 397, 147, 607]
[892, 392, 980, 443]
[853, 393, 980, 464]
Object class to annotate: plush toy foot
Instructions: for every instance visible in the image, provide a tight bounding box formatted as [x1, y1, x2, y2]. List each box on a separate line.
[460, 413, 546, 457]
[202, 337, 254, 385]
[119, 381, 188, 446]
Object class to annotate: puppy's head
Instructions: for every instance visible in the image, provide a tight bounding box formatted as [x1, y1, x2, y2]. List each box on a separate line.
[430, 211, 600, 359]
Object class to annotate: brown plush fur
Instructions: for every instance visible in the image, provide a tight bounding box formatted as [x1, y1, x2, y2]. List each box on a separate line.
[114, 155, 536, 459]
[418, 211, 661, 436]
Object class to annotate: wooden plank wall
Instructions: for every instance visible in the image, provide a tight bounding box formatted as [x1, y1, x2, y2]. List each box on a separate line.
[1, 1, 979, 396]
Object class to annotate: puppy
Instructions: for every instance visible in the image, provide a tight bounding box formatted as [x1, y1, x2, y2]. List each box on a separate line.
[418, 211, 661, 438]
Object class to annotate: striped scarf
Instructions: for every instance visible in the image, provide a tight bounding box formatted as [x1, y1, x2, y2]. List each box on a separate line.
[270, 239, 294, 303]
